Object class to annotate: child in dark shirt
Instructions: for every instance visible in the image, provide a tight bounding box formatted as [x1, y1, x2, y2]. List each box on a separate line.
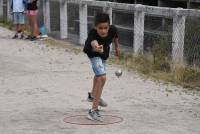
[26, 0, 39, 41]
[83, 13, 120, 121]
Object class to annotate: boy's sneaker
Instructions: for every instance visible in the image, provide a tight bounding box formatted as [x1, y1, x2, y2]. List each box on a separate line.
[87, 109, 103, 122]
[96, 109, 101, 117]
[87, 92, 108, 107]
[87, 92, 94, 102]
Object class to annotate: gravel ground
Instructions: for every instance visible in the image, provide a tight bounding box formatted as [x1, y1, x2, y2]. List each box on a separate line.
[0, 27, 200, 134]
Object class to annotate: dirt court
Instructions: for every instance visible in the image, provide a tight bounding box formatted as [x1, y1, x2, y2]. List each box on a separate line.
[0, 27, 200, 134]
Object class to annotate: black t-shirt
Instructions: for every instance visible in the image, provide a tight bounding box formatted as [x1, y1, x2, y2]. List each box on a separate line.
[83, 25, 118, 60]
[27, 0, 38, 10]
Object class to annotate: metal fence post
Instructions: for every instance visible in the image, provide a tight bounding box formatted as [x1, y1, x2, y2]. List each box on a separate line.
[60, 0, 68, 39]
[79, 3, 88, 45]
[172, 8, 186, 64]
[44, 0, 51, 33]
[134, 5, 145, 55]
[0, 0, 3, 20]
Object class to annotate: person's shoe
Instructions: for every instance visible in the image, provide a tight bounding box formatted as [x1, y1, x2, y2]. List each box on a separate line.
[96, 109, 101, 117]
[87, 92, 94, 102]
[30, 36, 38, 41]
[20, 34, 24, 39]
[25, 35, 32, 40]
[87, 109, 103, 122]
[12, 34, 18, 39]
[30, 36, 40, 41]
[87, 92, 108, 107]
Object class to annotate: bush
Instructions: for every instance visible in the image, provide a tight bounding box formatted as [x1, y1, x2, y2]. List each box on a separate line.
[173, 65, 200, 83]
[152, 37, 171, 72]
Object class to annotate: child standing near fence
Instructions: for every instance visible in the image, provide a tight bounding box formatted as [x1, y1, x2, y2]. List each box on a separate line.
[10, 0, 27, 39]
[26, 0, 39, 41]
[83, 13, 120, 121]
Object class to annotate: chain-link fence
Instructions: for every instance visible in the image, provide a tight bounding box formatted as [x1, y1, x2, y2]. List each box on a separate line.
[1, 0, 200, 68]
[49, 0, 60, 32]
[184, 16, 200, 67]
[29, 1, 200, 67]
[67, 3, 80, 38]
[87, 5, 103, 31]
[2, 0, 7, 21]
[113, 9, 134, 48]
[144, 16, 172, 52]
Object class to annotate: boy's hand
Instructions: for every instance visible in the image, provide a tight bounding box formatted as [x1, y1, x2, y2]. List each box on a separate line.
[94, 44, 103, 53]
[91, 40, 103, 53]
[115, 47, 120, 57]
[98, 45, 104, 53]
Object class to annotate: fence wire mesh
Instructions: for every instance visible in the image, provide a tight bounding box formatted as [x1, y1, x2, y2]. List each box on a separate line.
[37, 0, 44, 26]
[2, 0, 7, 21]
[184, 16, 200, 66]
[144, 15, 172, 58]
[49, 0, 60, 32]
[1, 0, 200, 68]
[67, 3, 79, 42]
[112, 9, 134, 48]
[87, 6, 103, 32]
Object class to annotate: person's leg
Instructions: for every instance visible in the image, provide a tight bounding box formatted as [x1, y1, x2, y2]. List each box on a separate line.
[88, 59, 107, 107]
[29, 16, 34, 35]
[92, 75, 106, 110]
[91, 76, 97, 97]
[90, 57, 107, 110]
[25, 15, 33, 39]
[12, 24, 19, 39]
[18, 24, 22, 33]
[21, 13, 25, 33]
[28, 16, 32, 33]
[16, 13, 22, 33]
[32, 15, 39, 37]
[88, 57, 107, 121]
[12, 13, 18, 38]
[91, 60, 106, 97]
[16, 24, 19, 33]
[19, 24, 25, 38]
[18, 13, 25, 38]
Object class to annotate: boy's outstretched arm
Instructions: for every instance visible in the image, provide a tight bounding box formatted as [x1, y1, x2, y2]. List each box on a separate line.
[91, 40, 103, 53]
[113, 37, 120, 57]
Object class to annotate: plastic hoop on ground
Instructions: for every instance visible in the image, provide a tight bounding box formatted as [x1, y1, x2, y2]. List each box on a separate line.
[63, 115, 123, 125]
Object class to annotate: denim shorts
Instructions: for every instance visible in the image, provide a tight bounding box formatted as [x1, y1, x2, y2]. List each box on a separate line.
[90, 57, 106, 77]
[13, 12, 25, 25]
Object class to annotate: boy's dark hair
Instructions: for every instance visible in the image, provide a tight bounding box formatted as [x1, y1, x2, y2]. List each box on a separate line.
[94, 13, 110, 26]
